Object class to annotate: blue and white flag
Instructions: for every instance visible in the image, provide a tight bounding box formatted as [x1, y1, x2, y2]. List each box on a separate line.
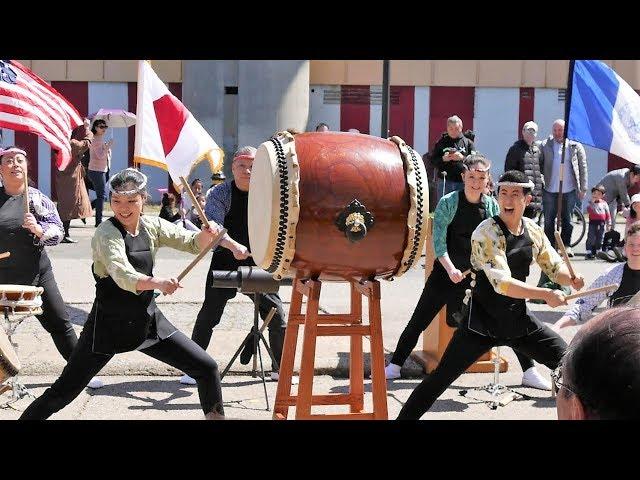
[568, 60, 640, 164]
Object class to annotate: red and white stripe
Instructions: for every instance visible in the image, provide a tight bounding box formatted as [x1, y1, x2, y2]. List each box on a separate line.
[0, 60, 82, 171]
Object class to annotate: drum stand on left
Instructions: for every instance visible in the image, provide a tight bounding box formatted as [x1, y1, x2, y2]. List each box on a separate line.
[1, 307, 36, 409]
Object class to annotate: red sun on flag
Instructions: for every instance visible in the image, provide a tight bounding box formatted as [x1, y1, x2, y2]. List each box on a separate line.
[153, 94, 189, 156]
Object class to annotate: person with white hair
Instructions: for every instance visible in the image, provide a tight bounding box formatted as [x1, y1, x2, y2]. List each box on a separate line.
[430, 115, 476, 200]
[182, 146, 293, 385]
[504, 121, 544, 219]
[20, 168, 231, 419]
[539, 119, 588, 257]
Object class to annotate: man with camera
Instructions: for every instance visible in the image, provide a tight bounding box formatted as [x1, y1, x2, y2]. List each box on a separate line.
[430, 115, 476, 200]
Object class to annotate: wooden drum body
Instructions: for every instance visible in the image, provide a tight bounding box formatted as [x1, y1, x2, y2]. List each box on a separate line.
[248, 131, 429, 281]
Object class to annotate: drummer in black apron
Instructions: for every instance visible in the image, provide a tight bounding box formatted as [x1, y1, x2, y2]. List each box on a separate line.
[20, 168, 231, 419]
[182, 146, 290, 385]
[397, 170, 585, 420]
[0, 146, 102, 389]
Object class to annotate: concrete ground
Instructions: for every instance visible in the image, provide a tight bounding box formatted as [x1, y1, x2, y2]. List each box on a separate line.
[0, 214, 621, 420]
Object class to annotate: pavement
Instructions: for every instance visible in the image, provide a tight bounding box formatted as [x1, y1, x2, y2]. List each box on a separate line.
[0, 214, 624, 420]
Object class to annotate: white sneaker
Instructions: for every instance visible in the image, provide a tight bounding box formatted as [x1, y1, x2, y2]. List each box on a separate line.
[270, 372, 299, 384]
[87, 377, 104, 389]
[566, 247, 574, 258]
[384, 363, 402, 380]
[180, 374, 197, 385]
[521, 367, 552, 391]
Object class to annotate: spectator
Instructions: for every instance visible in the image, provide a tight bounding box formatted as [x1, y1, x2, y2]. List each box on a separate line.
[504, 121, 544, 218]
[554, 306, 640, 419]
[585, 184, 611, 259]
[315, 122, 329, 132]
[429, 115, 476, 200]
[597, 164, 640, 220]
[539, 119, 588, 257]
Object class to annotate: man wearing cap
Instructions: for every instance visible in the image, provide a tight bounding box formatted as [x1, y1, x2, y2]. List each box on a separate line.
[181, 146, 290, 385]
[504, 121, 544, 219]
[597, 165, 640, 222]
[539, 119, 588, 257]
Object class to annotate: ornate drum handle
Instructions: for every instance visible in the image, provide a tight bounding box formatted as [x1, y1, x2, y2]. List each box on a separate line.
[335, 199, 375, 243]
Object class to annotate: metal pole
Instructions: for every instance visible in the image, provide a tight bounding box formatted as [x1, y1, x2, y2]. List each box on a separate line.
[555, 60, 576, 242]
[381, 60, 390, 138]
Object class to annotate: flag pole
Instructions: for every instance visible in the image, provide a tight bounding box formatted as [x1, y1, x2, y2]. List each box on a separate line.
[555, 59, 576, 244]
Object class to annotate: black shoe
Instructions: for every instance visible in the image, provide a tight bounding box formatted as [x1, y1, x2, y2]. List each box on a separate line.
[613, 246, 627, 262]
[61, 236, 77, 244]
[585, 254, 595, 260]
[596, 250, 617, 262]
[240, 332, 256, 365]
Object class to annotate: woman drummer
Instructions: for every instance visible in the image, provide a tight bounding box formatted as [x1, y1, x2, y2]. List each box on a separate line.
[0, 147, 93, 373]
[20, 168, 229, 419]
[386, 154, 549, 390]
[553, 222, 640, 331]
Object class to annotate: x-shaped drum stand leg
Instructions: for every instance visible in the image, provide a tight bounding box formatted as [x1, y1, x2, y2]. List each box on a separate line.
[220, 296, 279, 411]
[458, 347, 527, 409]
[1, 307, 35, 409]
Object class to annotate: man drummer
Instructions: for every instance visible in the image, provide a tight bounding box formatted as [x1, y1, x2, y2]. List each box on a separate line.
[181, 146, 291, 385]
[397, 169, 585, 419]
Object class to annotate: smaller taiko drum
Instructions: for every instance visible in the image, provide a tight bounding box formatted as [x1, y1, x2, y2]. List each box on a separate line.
[0, 285, 44, 319]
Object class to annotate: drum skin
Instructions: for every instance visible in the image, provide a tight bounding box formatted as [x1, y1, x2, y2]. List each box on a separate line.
[250, 132, 426, 282]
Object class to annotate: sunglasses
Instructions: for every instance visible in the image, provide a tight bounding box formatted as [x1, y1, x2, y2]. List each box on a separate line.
[550, 364, 577, 397]
[97, 125, 108, 129]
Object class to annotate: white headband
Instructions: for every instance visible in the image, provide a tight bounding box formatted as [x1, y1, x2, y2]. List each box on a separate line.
[0, 147, 27, 157]
[497, 181, 534, 189]
[108, 168, 148, 196]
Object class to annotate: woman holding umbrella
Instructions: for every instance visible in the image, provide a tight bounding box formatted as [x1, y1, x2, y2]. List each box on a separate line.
[87, 119, 112, 227]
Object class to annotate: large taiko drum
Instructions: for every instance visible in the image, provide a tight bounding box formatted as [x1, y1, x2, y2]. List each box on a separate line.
[248, 131, 429, 281]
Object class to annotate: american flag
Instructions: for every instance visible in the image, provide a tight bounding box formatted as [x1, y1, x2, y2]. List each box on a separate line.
[0, 60, 82, 170]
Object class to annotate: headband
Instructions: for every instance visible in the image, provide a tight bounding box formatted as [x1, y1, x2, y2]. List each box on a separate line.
[0, 147, 27, 157]
[233, 154, 255, 162]
[108, 168, 148, 196]
[497, 181, 535, 189]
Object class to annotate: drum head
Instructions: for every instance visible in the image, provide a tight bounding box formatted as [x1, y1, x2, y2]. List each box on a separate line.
[248, 142, 279, 270]
[0, 327, 20, 377]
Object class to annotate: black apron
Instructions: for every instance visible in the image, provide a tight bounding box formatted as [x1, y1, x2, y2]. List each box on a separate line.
[88, 218, 176, 354]
[211, 181, 254, 271]
[610, 264, 640, 307]
[0, 186, 46, 285]
[467, 216, 544, 339]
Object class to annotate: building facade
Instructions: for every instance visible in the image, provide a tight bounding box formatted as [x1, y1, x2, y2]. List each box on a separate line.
[3, 60, 639, 201]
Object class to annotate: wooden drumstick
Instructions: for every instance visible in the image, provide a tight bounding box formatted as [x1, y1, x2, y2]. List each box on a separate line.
[23, 168, 29, 215]
[554, 230, 577, 280]
[177, 228, 227, 282]
[179, 176, 210, 230]
[0, 252, 10, 260]
[564, 284, 618, 301]
[462, 269, 471, 278]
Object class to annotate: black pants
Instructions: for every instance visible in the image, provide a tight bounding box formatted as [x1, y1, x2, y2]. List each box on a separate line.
[36, 261, 78, 360]
[397, 323, 566, 419]
[390, 269, 535, 372]
[193, 269, 287, 371]
[20, 329, 223, 419]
